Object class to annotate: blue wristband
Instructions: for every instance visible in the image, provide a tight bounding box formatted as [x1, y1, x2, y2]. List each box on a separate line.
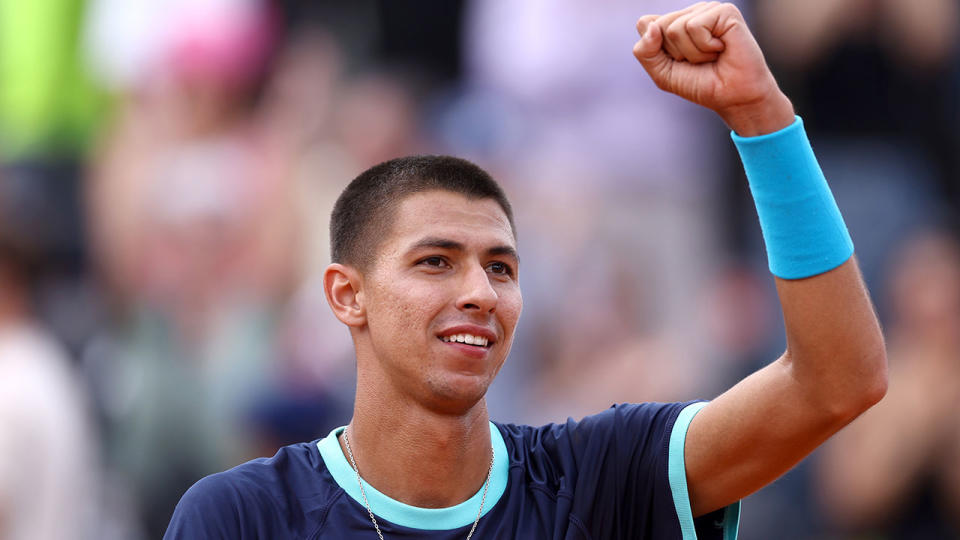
[732, 116, 853, 279]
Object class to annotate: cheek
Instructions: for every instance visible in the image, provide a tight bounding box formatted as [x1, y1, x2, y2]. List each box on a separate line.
[369, 281, 441, 339]
[498, 287, 523, 333]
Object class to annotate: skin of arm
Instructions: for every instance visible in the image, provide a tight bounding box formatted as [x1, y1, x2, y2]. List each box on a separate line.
[633, 2, 888, 517]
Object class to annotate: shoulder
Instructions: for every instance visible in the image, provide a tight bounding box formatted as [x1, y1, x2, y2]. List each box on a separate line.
[493, 402, 699, 485]
[165, 440, 338, 539]
[204, 439, 322, 495]
[492, 403, 715, 537]
[497, 402, 696, 451]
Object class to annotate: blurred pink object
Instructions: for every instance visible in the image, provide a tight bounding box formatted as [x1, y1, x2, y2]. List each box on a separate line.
[166, 1, 275, 88]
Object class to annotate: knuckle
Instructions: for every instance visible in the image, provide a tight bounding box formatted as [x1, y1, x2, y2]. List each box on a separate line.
[636, 15, 656, 34]
[722, 3, 742, 16]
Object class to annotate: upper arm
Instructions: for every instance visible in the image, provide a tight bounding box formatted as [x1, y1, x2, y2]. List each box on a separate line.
[683, 357, 834, 517]
[682, 258, 887, 517]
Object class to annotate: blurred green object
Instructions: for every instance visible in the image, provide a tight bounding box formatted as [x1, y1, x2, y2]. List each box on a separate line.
[0, 0, 106, 158]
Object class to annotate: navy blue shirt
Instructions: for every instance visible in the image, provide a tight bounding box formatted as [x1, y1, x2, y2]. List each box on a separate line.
[165, 401, 740, 539]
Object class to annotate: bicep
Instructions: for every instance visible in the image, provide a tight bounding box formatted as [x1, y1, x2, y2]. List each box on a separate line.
[683, 357, 850, 517]
[684, 257, 886, 517]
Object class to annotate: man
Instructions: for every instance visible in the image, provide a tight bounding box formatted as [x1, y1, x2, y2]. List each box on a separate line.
[0, 204, 99, 539]
[165, 3, 888, 538]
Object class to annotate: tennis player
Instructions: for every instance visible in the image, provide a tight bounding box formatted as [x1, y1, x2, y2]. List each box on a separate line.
[165, 3, 888, 538]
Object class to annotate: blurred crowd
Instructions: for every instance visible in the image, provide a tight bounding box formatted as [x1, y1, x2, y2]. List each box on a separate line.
[0, 0, 958, 538]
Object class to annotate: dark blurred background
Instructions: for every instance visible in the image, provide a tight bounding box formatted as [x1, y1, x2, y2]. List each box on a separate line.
[0, 0, 958, 538]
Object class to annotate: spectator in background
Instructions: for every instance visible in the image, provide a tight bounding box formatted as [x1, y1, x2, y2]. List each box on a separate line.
[83, 0, 306, 535]
[0, 0, 108, 356]
[0, 193, 100, 540]
[752, 0, 960, 293]
[86, 0, 444, 531]
[818, 229, 960, 538]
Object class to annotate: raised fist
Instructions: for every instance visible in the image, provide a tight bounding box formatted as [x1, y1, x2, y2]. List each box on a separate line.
[633, 2, 794, 136]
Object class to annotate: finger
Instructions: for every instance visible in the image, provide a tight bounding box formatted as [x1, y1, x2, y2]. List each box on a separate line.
[653, 3, 707, 60]
[632, 21, 672, 89]
[665, 11, 720, 63]
[635, 14, 659, 38]
[686, 3, 728, 55]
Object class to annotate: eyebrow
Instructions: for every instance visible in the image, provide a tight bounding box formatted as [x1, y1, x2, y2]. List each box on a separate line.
[410, 237, 520, 262]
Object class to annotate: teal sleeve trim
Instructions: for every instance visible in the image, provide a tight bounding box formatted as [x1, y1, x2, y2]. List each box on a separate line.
[732, 115, 854, 279]
[316, 422, 508, 530]
[668, 402, 741, 540]
[724, 500, 741, 540]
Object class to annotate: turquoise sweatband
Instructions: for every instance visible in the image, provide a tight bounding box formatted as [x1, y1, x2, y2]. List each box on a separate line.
[732, 116, 853, 279]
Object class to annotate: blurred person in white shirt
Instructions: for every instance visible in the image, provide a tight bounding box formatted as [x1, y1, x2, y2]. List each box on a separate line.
[0, 208, 99, 540]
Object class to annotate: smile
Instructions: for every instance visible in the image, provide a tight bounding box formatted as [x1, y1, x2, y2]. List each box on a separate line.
[440, 334, 490, 348]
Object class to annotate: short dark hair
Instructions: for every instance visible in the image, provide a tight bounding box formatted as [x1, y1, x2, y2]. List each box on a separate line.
[330, 155, 515, 270]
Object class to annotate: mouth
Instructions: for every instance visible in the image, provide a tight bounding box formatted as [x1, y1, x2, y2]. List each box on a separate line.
[438, 333, 493, 348]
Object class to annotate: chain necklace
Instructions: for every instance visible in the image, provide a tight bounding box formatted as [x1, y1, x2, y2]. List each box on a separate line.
[342, 428, 495, 540]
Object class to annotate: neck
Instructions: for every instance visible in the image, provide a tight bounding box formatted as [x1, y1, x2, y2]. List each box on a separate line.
[342, 383, 493, 508]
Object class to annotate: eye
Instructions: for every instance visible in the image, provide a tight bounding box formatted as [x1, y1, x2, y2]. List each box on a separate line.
[486, 261, 514, 277]
[418, 256, 450, 269]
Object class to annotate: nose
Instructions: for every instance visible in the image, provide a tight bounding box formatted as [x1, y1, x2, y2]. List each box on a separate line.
[457, 262, 498, 313]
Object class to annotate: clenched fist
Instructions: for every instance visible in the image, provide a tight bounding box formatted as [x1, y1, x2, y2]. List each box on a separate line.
[633, 2, 794, 136]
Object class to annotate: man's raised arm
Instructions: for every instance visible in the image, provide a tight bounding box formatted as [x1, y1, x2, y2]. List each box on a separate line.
[632, 2, 888, 517]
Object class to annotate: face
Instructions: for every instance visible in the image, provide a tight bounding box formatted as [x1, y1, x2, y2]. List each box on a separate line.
[358, 190, 522, 413]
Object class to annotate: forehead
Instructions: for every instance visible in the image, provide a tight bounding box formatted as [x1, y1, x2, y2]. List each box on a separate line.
[382, 191, 515, 255]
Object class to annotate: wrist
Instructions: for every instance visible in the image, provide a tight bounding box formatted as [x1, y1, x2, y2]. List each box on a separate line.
[719, 88, 795, 137]
[731, 115, 854, 279]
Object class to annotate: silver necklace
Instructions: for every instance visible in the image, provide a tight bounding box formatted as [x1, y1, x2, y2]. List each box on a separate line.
[342, 428, 495, 540]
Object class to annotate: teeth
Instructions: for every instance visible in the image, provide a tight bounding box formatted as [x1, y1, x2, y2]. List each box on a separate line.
[441, 333, 489, 347]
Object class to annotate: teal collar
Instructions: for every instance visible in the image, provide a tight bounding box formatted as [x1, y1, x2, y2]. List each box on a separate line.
[316, 422, 509, 530]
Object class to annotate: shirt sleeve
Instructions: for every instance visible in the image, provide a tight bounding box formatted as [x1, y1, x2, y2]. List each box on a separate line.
[668, 402, 741, 540]
[545, 401, 740, 539]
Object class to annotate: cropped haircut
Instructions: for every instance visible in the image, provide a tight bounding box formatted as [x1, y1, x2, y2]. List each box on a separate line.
[330, 155, 515, 271]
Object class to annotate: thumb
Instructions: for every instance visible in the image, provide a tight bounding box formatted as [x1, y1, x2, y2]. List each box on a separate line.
[632, 21, 671, 82]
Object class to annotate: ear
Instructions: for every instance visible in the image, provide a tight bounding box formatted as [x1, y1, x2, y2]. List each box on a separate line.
[323, 263, 367, 328]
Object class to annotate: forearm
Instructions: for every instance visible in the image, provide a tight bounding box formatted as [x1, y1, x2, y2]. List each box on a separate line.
[728, 100, 886, 411]
[688, 105, 886, 517]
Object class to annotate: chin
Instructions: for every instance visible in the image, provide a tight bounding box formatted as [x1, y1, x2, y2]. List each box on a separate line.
[422, 374, 491, 415]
